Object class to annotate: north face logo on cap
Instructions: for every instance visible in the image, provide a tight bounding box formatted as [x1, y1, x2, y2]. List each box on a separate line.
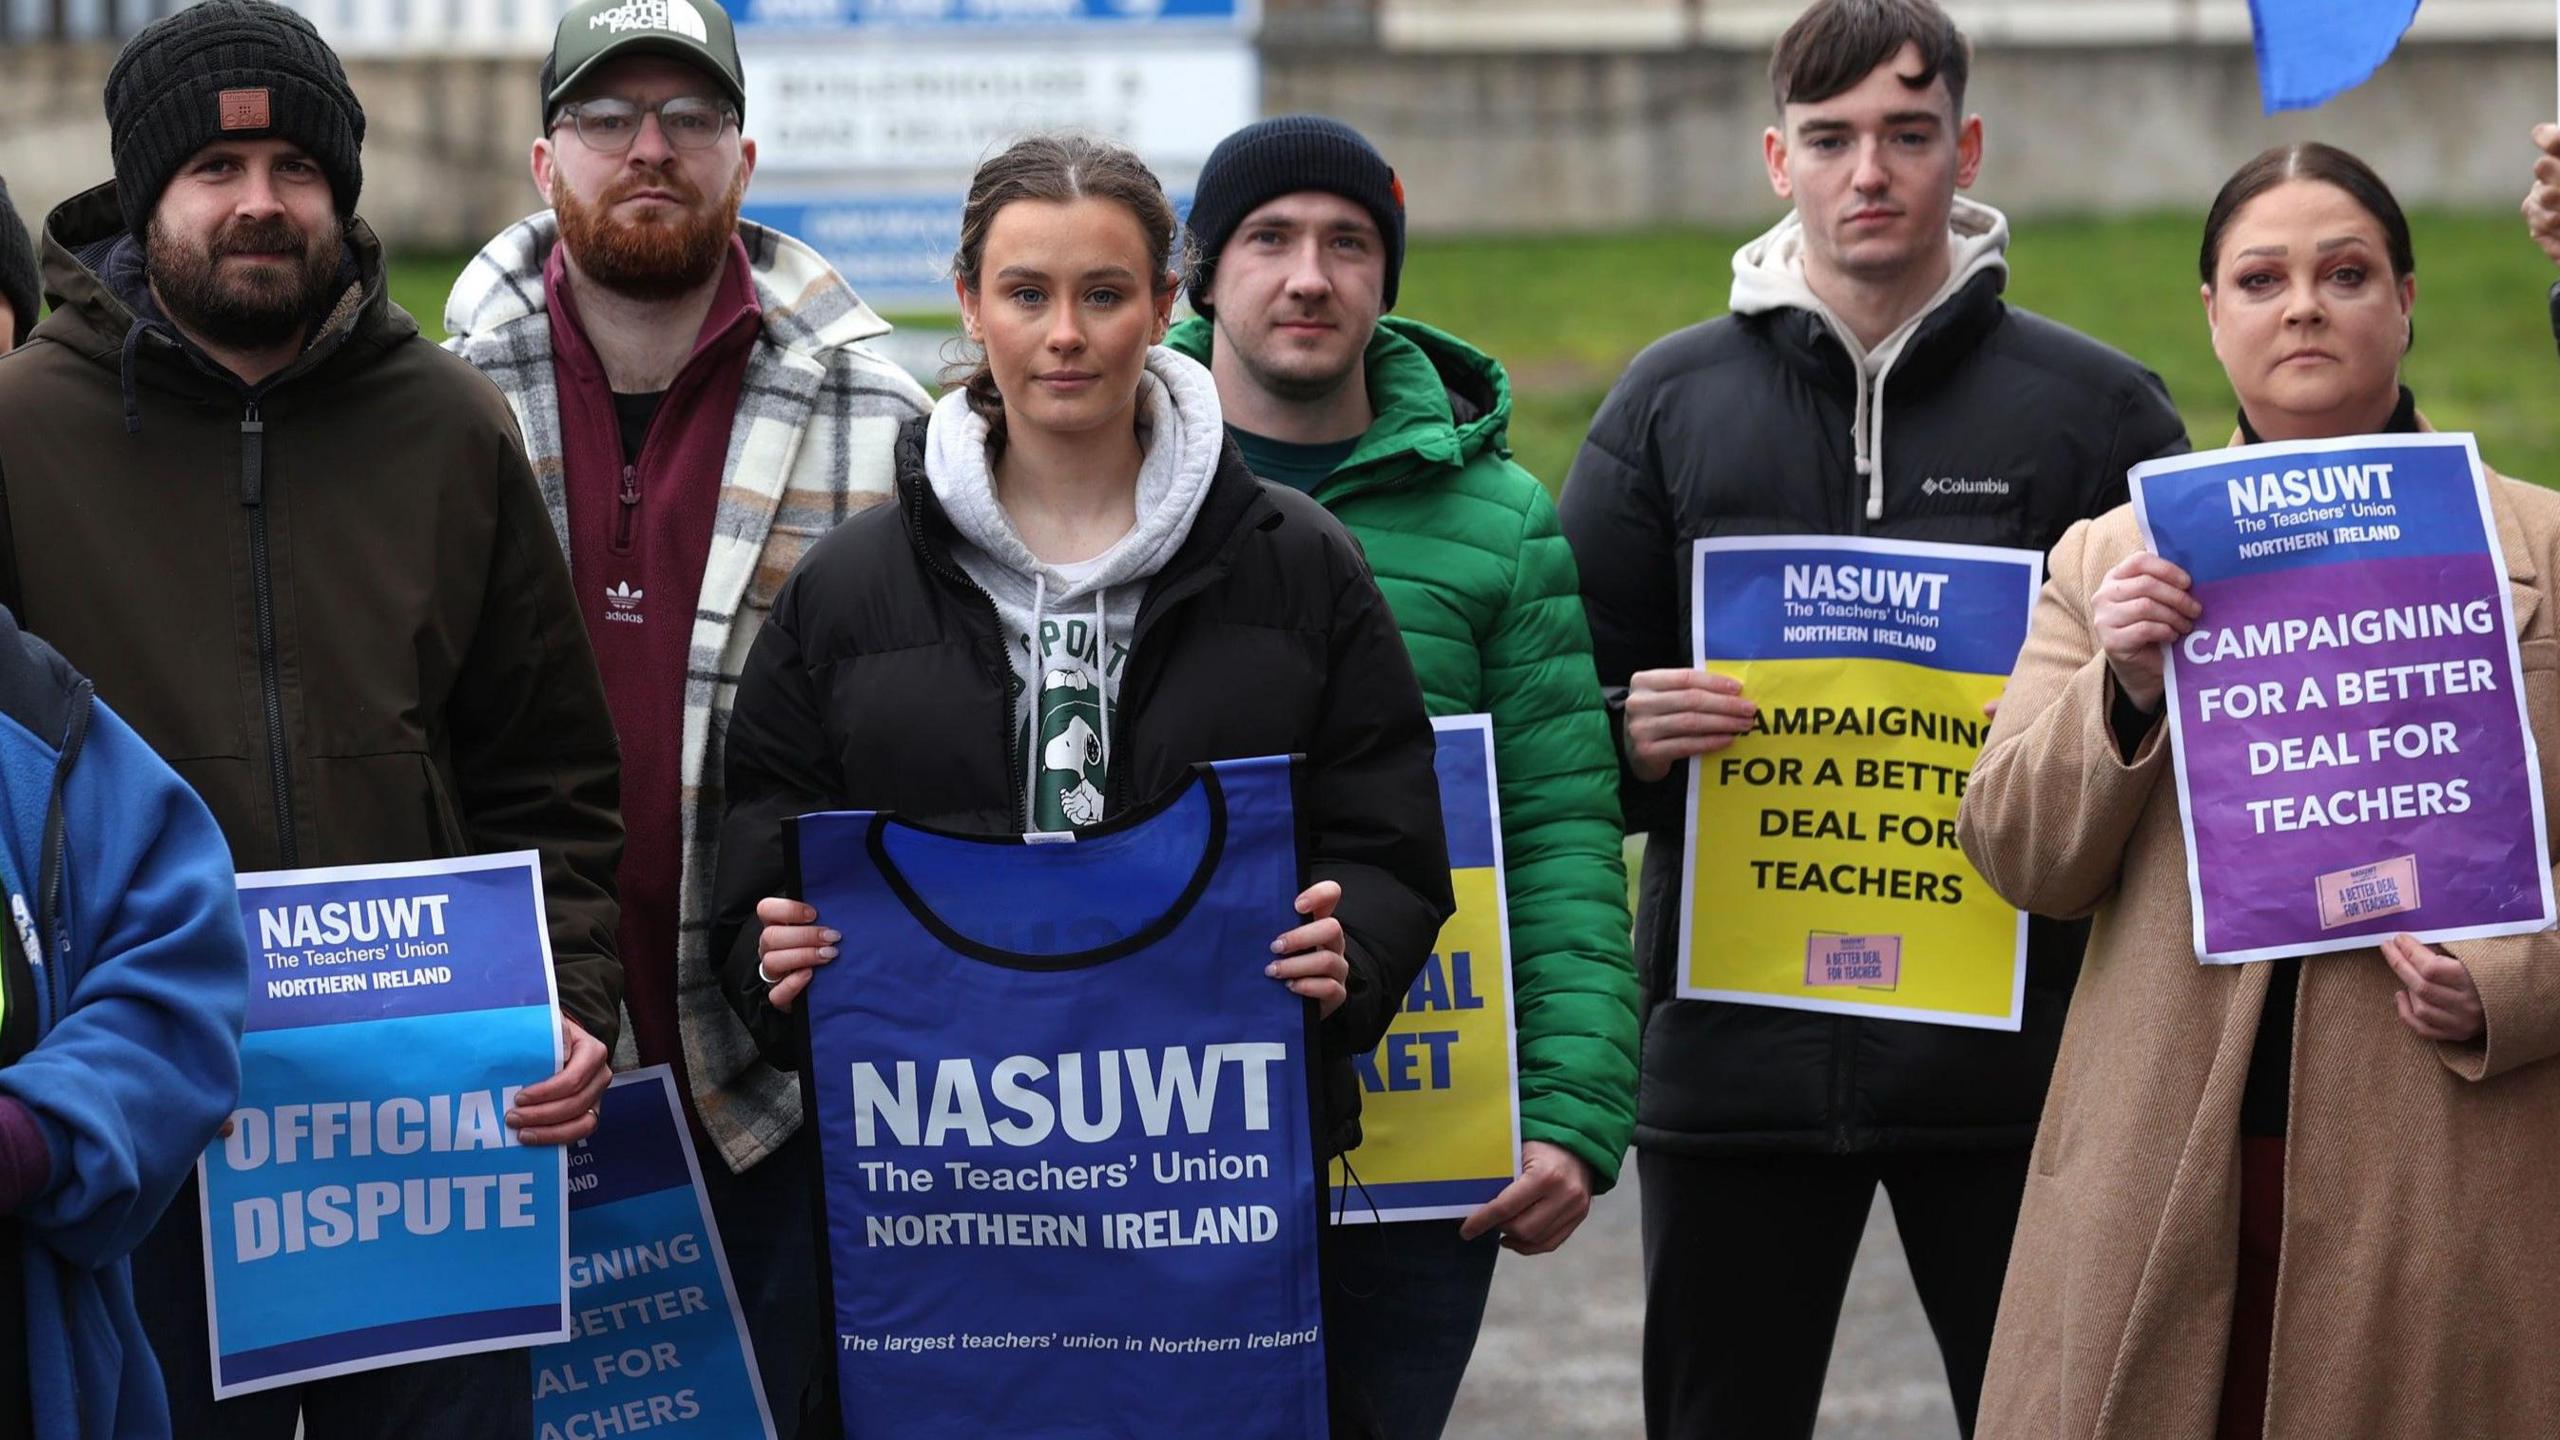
[588, 0, 710, 40]
[218, 89, 272, 131]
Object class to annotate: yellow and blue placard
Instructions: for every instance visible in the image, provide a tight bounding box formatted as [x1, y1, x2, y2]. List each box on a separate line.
[1330, 714, 1520, 1222]
[1679, 538, 2039, 1030]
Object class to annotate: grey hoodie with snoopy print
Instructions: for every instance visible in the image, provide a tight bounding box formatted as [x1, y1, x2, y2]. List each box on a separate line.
[927, 346, 1227, 832]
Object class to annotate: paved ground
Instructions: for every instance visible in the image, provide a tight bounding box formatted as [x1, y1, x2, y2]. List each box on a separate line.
[1446, 1181, 1959, 1439]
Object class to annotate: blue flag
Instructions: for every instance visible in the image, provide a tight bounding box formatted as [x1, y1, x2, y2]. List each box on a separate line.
[2249, 0, 2423, 112]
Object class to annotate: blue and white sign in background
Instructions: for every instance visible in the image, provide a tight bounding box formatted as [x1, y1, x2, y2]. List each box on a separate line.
[201, 853, 569, 1398]
[729, 0, 1256, 311]
[719, 0, 1251, 34]
[532, 1067, 775, 1440]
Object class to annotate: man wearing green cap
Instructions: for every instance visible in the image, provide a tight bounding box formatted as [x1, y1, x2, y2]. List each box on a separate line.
[446, 5, 926, 1434]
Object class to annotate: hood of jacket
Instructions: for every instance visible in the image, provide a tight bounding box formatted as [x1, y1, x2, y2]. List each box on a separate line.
[1727, 196, 2010, 522]
[443, 210, 896, 364]
[1164, 312, 1515, 499]
[926, 345, 1227, 605]
[34, 180, 405, 426]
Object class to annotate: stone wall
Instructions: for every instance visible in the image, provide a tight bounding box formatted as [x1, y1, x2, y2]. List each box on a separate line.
[2, 34, 2549, 255]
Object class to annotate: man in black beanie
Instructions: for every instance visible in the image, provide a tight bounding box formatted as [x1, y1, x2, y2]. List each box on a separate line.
[0, 2, 628, 1436]
[1167, 115, 1640, 1440]
[0, 177, 38, 353]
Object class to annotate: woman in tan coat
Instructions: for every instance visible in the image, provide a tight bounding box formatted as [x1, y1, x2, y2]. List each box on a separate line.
[1962, 142, 2560, 1440]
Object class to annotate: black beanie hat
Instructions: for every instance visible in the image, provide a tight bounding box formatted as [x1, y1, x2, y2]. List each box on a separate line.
[104, 0, 366, 241]
[1185, 114, 1405, 318]
[0, 176, 37, 347]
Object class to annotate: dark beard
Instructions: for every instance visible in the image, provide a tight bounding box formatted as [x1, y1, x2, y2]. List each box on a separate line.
[552, 165, 745, 301]
[147, 212, 342, 352]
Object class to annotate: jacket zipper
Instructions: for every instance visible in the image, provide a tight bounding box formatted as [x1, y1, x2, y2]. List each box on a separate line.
[613, 464, 640, 555]
[1828, 1015, 1857, 1152]
[33, 680, 93, 1036]
[1099, 516, 1262, 811]
[905, 488, 1028, 823]
[240, 401, 298, 867]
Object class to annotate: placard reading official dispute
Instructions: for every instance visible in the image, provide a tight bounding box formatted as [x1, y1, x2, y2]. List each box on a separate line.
[532, 1067, 774, 1440]
[1679, 536, 2040, 1029]
[2132, 433, 2554, 962]
[1330, 714, 1520, 1223]
[203, 853, 569, 1398]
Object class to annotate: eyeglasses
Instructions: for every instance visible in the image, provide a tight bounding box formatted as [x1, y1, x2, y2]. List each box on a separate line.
[554, 96, 738, 153]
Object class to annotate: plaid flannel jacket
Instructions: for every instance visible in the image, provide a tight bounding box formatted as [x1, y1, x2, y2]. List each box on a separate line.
[445, 212, 930, 1172]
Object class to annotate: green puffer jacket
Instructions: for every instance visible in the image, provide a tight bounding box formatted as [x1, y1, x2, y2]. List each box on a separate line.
[1170, 314, 1638, 1189]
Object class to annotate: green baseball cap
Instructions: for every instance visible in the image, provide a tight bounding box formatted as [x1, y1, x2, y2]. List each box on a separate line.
[540, 0, 746, 126]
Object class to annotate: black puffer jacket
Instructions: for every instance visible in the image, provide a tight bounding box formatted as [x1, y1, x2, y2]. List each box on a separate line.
[1559, 235, 2189, 1157]
[714, 416, 1454, 1157]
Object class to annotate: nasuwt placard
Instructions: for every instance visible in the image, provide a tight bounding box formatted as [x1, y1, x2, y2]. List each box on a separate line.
[793, 757, 1327, 1438]
[1329, 713, 1520, 1223]
[2131, 432, 2555, 962]
[531, 1066, 775, 1440]
[1679, 536, 2039, 1029]
[203, 852, 569, 1398]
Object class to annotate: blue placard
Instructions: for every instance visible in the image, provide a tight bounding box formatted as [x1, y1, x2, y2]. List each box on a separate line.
[743, 191, 1195, 315]
[794, 758, 1329, 1437]
[1696, 537, 2039, 675]
[531, 1067, 776, 1440]
[202, 853, 570, 1398]
[2133, 435, 2491, 587]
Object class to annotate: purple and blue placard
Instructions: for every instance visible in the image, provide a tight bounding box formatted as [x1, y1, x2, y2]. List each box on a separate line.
[201, 852, 569, 1398]
[531, 1066, 776, 1440]
[2131, 433, 2554, 963]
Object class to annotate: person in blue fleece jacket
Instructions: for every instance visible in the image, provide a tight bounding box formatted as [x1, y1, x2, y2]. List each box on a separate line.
[0, 602, 248, 1440]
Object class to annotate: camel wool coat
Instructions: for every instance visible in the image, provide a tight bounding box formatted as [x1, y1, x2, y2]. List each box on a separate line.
[1960, 472, 2560, 1440]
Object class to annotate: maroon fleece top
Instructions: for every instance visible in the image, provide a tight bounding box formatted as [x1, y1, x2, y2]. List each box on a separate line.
[546, 237, 759, 1141]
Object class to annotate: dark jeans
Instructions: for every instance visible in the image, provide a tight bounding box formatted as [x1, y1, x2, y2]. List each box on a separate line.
[701, 1122, 828, 1440]
[132, 1175, 528, 1437]
[1638, 1147, 2030, 1440]
[1320, 1219, 1502, 1439]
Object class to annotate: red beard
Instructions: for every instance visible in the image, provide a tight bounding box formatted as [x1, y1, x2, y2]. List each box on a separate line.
[551, 164, 746, 300]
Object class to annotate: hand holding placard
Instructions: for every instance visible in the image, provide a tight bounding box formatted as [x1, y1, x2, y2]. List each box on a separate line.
[2381, 932, 2485, 1042]
[2092, 552, 2200, 712]
[1624, 669, 1756, 782]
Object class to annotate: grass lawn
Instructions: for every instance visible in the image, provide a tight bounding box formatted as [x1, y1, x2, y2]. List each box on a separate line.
[391, 208, 2560, 492]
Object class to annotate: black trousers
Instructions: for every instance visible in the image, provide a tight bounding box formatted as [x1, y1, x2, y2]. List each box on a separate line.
[1638, 1147, 2030, 1440]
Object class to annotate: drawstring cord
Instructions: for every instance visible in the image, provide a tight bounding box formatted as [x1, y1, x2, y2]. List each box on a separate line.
[1092, 587, 1111, 783]
[1328, 1154, 1386, 1301]
[1023, 571, 1047, 827]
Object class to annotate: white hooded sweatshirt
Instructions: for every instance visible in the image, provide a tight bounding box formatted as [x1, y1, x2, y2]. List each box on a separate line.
[1728, 196, 2012, 522]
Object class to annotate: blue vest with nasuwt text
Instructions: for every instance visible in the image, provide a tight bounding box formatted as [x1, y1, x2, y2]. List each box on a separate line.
[790, 755, 1328, 1439]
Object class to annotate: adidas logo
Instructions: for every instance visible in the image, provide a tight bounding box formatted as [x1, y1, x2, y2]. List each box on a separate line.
[605, 581, 645, 624]
[589, 0, 709, 40]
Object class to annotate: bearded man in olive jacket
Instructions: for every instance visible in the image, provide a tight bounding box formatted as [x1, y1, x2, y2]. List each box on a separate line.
[0, 3, 622, 1435]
